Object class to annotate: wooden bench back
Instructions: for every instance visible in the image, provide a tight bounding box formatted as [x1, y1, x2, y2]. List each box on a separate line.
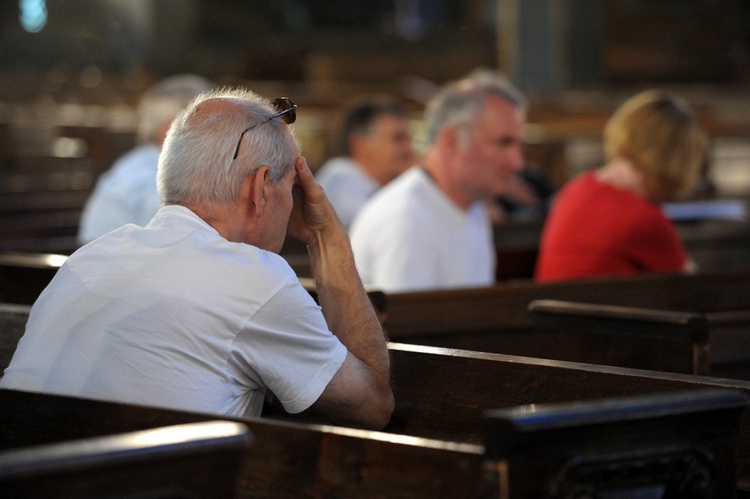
[386, 343, 750, 494]
[2, 304, 749, 444]
[529, 299, 750, 379]
[0, 420, 251, 498]
[381, 270, 750, 375]
[1, 385, 745, 498]
[0, 388, 485, 498]
[486, 389, 747, 498]
[5, 304, 750, 492]
[384, 268, 750, 339]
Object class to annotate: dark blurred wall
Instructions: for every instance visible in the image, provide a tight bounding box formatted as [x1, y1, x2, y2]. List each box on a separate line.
[0, 0, 748, 95]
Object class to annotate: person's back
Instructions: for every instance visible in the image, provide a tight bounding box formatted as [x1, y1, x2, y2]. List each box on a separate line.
[4, 88, 393, 430]
[315, 97, 414, 228]
[535, 90, 707, 282]
[6, 209, 325, 416]
[535, 170, 687, 280]
[78, 74, 214, 244]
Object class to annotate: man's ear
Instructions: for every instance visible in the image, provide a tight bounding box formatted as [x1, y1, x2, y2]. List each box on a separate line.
[246, 165, 271, 218]
[440, 127, 459, 150]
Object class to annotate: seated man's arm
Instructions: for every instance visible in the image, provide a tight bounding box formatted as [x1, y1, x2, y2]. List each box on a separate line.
[289, 157, 394, 430]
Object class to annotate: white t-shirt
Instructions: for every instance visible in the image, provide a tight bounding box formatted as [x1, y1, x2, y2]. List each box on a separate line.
[78, 144, 163, 244]
[1, 205, 347, 419]
[315, 157, 379, 228]
[349, 167, 495, 293]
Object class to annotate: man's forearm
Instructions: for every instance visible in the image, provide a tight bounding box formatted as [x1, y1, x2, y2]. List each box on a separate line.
[307, 229, 390, 378]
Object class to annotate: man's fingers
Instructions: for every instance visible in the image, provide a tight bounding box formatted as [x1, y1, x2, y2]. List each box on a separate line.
[295, 156, 314, 186]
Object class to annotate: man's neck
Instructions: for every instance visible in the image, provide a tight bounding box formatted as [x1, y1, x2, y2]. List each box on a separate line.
[421, 154, 474, 210]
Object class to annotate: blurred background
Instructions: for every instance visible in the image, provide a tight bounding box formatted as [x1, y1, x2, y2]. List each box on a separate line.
[1, 0, 750, 255]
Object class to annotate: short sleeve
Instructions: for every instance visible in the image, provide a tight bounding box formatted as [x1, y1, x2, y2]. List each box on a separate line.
[231, 278, 347, 414]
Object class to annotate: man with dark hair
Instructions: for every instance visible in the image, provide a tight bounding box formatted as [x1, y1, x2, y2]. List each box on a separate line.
[315, 96, 415, 227]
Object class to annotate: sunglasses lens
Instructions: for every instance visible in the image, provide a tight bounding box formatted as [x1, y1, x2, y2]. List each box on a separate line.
[272, 97, 297, 124]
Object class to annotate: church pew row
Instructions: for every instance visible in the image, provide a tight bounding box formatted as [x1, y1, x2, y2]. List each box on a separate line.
[0, 303, 744, 448]
[528, 299, 711, 375]
[1, 260, 749, 376]
[266, 339, 750, 498]
[5, 298, 750, 443]
[381, 268, 750, 375]
[0, 420, 252, 499]
[528, 299, 750, 378]
[2, 303, 750, 494]
[0, 387, 486, 498]
[298, 343, 750, 494]
[0, 385, 745, 497]
[2, 258, 749, 377]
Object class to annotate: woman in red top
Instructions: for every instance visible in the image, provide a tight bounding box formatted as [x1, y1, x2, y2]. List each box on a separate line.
[535, 90, 708, 281]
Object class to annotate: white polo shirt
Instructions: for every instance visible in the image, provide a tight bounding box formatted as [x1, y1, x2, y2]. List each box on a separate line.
[1, 205, 347, 418]
[350, 167, 495, 292]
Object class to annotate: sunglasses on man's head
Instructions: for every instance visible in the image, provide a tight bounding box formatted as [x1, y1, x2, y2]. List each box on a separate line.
[232, 97, 297, 160]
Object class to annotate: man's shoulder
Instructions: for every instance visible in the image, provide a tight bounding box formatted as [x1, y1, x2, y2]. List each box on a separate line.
[359, 168, 431, 211]
[95, 145, 160, 191]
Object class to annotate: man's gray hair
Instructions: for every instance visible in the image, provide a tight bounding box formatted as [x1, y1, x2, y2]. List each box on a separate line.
[424, 68, 526, 146]
[157, 87, 297, 210]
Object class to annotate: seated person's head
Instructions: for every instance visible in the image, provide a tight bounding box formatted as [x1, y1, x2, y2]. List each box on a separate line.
[424, 68, 526, 148]
[336, 97, 414, 184]
[422, 67, 527, 206]
[604, 90, 708, 203]
[157, 89, 298, 228]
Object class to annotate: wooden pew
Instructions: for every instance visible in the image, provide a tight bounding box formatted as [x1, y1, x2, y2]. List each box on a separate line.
[0, 252, 65, 305]
[0, 189, 89, 255]
[2, 305, 749, 495]
[262, 341, 750, 495]
[2, 261, 748, 377]
[0, 420, 252, 498]
[0, 303, 741, 447]
[385, 343, 750, 495]
[485, 389, 747, 498]
[529, 299, 750, 378]
[0, 387, 487, 498]
[382, 268, 750, 371]
[528, 299, 711, 375]
[0, 385, 745, 498]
